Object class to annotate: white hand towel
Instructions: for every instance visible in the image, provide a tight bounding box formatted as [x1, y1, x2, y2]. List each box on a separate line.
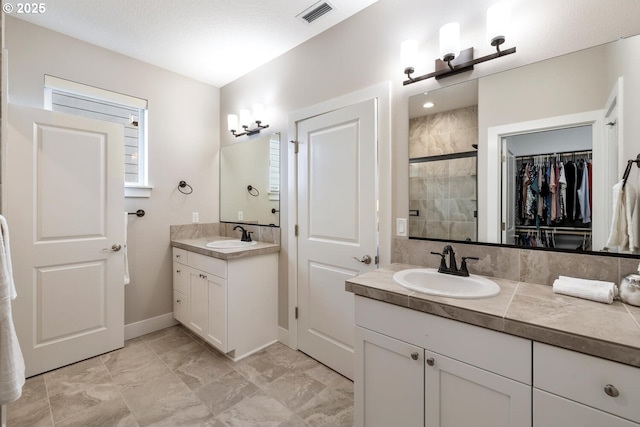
[607, 180, 628, 249]
[625, 182, 640, 252]
[0, 215, 26, 405]
[552, 278, 615, 304]
[124, 212, 130, 285]
[558, 275, 618, 297]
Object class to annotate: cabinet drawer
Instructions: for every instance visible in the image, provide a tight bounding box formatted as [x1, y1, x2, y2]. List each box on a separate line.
[355, 296, 531, 384]
[534, 389, 639, 427]
[173, 247, 188, 264]
[173, 290, 188, 324]
[534, 342, 640, 423]
[188, 251, 227, 278]
[173, 262, 188, 294]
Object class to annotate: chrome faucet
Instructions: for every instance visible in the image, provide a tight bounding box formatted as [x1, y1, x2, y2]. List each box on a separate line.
[430, 245, 479, 277]
[233, 225, 253, 242]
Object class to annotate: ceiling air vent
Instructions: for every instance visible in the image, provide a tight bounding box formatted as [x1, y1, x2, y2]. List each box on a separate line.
[299, 1, 334, 24]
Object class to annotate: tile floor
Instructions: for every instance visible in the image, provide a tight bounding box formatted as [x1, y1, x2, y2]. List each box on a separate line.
[5, 325, 353, 427]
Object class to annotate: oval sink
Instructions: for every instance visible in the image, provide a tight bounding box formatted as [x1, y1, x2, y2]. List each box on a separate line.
[393, 268, 500, 299]
[206, 240, 257, 249]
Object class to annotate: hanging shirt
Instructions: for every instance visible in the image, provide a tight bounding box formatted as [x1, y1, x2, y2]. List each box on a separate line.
[578, 160, 591, 223]
[558, 162, 567, 221]
[550, 162, 557, 221]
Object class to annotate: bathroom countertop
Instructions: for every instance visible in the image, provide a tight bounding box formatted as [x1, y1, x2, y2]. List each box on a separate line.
[346, 264, 640, 368]
[171, 237, 280, 260]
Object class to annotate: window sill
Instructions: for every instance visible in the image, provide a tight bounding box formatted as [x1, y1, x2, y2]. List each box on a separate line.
[125, 185, 154, 198]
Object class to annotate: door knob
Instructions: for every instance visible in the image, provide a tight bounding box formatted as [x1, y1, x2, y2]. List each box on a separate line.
[353, 255, 372, 265]
[426, 357, 435, 366]
[102, 244, 122, 252]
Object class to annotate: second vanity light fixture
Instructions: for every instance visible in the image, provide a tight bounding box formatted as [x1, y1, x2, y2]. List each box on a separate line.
[402, 0, 515, 86]
[227, 104, 270, 137]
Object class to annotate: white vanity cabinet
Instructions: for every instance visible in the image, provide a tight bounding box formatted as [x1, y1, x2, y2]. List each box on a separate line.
[355, 296, 532, 427]
[172, 247, 278, 360]
[533, 342, 640, 427]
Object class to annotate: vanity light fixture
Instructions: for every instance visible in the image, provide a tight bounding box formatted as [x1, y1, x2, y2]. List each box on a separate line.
[227, 103, 270, 137]
[423, 101, 435, 108]
[402, 0, 515, 86]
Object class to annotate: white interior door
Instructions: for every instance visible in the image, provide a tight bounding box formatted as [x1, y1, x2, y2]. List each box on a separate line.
[296, 98, 378, 380]
[4, 104, 124, 377]
[501, 141, 516, 245]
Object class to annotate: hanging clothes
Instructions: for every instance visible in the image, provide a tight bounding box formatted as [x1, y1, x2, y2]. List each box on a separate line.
[577, 160, 591, 224]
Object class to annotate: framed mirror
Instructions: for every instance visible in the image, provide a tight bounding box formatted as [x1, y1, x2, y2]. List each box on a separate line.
[220, 132, 280, 226]
[408, 34, 640, 255]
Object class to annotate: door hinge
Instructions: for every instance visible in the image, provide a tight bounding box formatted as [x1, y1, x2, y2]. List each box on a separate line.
[295, 306, 299, 319]
[375, 255, 379, 265]
[501, 155, 506, 162]
[294, 224, 299, 237]
[290, 140, 299, 154]
[501, 222, 506, 231]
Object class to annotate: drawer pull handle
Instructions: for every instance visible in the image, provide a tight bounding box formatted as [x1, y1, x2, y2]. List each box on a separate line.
[604, 384, 619, 397]
[411, 352, 419, 360]
[176, 299, 181, 303]
[176, 270, 181, 274]
[426, 357, 435, 366]
[176, 254, 181, 258]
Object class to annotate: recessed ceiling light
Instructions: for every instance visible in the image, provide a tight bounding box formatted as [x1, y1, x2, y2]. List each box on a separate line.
[423, 102, 435, 108]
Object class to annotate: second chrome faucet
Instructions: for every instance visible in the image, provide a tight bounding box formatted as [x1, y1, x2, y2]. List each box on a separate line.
[430, 245, 478, 277]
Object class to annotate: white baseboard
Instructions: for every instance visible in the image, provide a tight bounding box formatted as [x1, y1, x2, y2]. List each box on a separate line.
[278, 326, 290, 347]
[124, 312, 178, 340]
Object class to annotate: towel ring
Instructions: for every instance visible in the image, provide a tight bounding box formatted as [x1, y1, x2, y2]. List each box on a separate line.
[247, 185, 260, 197]
[178, 180, 193, 194]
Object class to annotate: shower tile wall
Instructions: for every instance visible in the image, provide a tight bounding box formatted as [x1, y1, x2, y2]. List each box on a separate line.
[409, 106, 478, 241]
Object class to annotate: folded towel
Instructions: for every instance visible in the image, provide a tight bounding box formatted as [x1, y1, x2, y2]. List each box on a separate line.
[553, 277, 616, 304]
[124, 212, 130, 285]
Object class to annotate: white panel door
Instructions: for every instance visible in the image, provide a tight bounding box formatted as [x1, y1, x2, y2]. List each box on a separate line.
[502, 142, 516, 245]
[425, 350, 532, 427]
[5, 104, 124, 377]
[296, 98, 378, 379]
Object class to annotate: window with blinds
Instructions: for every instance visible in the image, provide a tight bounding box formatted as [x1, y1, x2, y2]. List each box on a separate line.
[44, 75, 149, 193]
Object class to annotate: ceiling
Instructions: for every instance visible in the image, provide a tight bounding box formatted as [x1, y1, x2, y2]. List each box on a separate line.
[13, 0, 378, 87]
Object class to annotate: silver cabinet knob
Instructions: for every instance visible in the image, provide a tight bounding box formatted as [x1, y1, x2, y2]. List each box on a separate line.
[176, 254, 181, 258]
[411, 352, 419, 360]
[426, 357, 435, 366]
[604, 384, 620, 397]
[176, 299, 181, 304]
[353, 255, 372, 265]
[176, 269, 181, 274]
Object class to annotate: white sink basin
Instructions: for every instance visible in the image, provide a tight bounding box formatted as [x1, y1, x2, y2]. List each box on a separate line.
[393, 268, 500, 299]
[206, 240, 258, 249]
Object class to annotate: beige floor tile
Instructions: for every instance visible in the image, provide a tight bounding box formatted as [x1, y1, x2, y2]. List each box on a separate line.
[194, 370, 259, 416]
[160, 341, 233, 390]
[296, 386, 354, 427]
[263, 370, 326, 412]
[101, 339, 156, 374]
[142, 326, 195, 355]
[54, 397, 138, 427]
[214, 391, 295, 427]
[109, 356, 173, 393]
[232, 350, 290, 387]
[6, 374, 52, 427]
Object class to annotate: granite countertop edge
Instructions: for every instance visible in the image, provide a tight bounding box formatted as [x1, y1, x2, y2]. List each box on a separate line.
[171, 237, 280, 260]
[346, 264, 640, 368]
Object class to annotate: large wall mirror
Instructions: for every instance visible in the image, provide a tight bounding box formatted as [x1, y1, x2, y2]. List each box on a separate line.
[220, 132, 280, 226]
[408, 34, 640, 256]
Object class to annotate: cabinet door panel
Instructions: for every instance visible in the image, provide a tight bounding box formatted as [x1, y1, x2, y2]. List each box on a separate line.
[425, 350, 531, 427]
[207, 274, 228, 353]
[355, 326, 423, 427]
[173, 262, 188, 294]
[534, 389, 639, 427]
[173, 290, 188, 324]
[188, 270, 208, 336]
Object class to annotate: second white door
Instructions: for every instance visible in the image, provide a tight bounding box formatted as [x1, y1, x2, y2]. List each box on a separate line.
[296, 98, 378, 380]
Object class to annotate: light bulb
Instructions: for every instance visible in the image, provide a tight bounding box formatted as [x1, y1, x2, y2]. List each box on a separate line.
[401, 39, 418, 73]
[252, 103, 265, 123]
[227, 114, 238, 132]
[487, 0, 511, 46]
[239, 109, 251, 128]
[439, 22, 460, 62]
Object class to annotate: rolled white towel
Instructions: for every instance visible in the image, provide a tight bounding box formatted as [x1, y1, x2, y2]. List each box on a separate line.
[558, 276, 618, 297]
[552, 278, 615, 304]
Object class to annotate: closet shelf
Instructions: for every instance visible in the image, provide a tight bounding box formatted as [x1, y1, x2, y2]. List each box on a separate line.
[515, 225, 591, 235]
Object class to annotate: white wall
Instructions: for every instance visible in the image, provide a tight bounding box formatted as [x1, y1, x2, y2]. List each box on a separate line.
[5, 16, 220, 325]
[220, 0, 640, 329]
